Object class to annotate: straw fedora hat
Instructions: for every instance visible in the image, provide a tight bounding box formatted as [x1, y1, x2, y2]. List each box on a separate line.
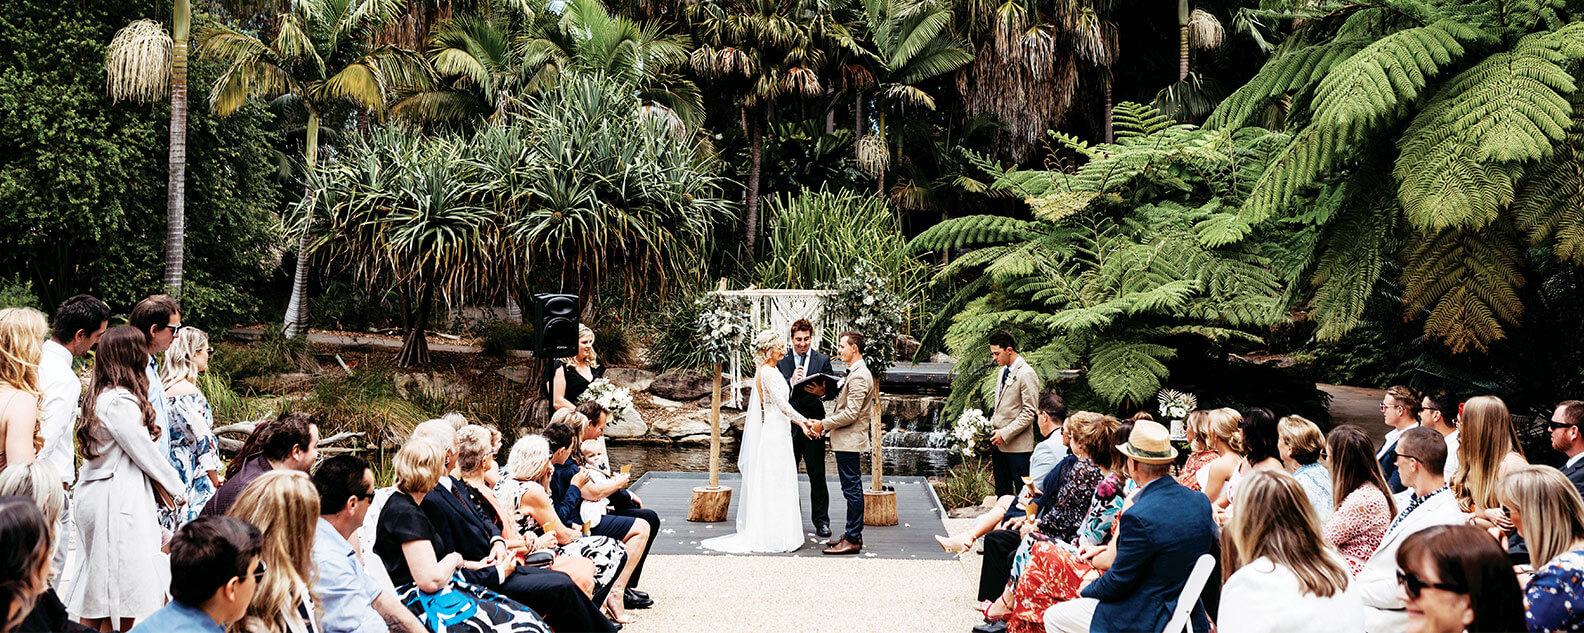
[1116, 420, 1178, 464]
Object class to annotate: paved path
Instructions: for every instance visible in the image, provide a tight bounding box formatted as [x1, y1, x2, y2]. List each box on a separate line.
[1319, 383, 1390, 445]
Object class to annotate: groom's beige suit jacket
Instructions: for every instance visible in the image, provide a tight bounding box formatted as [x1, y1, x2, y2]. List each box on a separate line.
[823, 358, 874, 453]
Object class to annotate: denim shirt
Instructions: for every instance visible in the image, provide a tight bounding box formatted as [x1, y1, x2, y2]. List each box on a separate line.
[146, 355, 173, 466]
[129, 600, 224, 633]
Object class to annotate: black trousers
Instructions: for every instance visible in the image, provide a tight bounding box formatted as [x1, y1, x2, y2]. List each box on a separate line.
[493, 565, 614, 632]
[978, 529, 1022, 601]
[991, 449, 1032, 498]
[792, 428, 830, 528]
[593, 506, 659, 590]
[834, 451, 864, 542]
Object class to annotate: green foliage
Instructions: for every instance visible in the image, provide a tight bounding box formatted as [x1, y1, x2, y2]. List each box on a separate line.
[0, 278, 40, 310]
[592, 319, 637, 366]
[647, 288, 715, 370]
[754, 187, 927, 319]
[822, 262, 910, 378]
[479, 322, 534, 357]
[1113, 102, 1172, 140]
[938, 457, 993, 511]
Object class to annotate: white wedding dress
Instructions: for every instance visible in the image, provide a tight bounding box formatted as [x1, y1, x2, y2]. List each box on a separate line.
[702, 365, 807, 553]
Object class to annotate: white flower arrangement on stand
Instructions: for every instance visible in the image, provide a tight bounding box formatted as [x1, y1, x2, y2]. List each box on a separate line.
[949, 408, 995, 459]
[579, 377, 635, 420]
[1156, 388, 1198, 440]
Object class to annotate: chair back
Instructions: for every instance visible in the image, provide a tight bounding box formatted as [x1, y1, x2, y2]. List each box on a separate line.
[1162, 553, 1216, 633]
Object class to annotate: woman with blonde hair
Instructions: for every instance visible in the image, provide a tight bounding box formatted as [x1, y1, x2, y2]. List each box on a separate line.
[0, 461, 73, 632]
[1176, 409, 1219, 491]
[159, 327, 221, 530]
[1198, 407, 1244, 504]
[1322, 425, 1396, 575]
[1219, 469, 1362, 632]
[0, 307, 48, 469]
[226, 470, 321, 633]
[551, 324, 602, 411]
[1455, 395, 1529, 536]
[1499, 465, 1584, 631]
[1279, 415, 1333, 521]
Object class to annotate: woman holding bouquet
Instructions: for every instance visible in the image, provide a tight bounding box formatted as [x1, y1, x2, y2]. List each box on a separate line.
[551, 324, 603, 411]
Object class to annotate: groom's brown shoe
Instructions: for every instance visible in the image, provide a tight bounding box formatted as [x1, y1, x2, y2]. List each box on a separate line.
[826, 536, 844, 546]
[823, 539, 862, 555]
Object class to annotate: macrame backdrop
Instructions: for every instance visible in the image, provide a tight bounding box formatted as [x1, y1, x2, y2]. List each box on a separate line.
[716, 288, 836, 406]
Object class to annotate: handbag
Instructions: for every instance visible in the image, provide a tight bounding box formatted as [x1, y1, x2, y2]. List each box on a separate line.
[398, 574, 551, 633]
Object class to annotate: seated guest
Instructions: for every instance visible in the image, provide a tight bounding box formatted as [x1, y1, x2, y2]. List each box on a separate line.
[1498, 465, 1584, 632]
[1279, 415, 1333, 522]
[546, 418, 653, 616]
[1378, 385, 1423, 494]
[1043, 420, 1216, 633]
[1356, 427, 1465, 633]
[1176, 410, 1218, 491]
[1323, 426, 1397, 574]
[1420, 390, 1461, 478]
[0, 496, 52, 633]
[1198, 408, 1244, 502]
[310, 455, 425, 633]
[575, 401, 660, 609]
[129, 516, 262, 633]
[227, 470, 324, 633]
[1395, 525, 1525, 633]
[1454, 396, 1529, 558]
[201, 412, 318, 517]
[0, 462, 89, 633]
[1217, 407, 1284, 512]
[1549, 400, 1584, 497]
[406, 421, 614, 632]
[1027, 390, 1069, 489]
[1218, 469, 1363, 632]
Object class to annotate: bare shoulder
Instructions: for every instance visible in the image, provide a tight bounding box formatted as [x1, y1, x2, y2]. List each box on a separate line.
[0, 388, 38, 418]
[165, 380, 200, 398]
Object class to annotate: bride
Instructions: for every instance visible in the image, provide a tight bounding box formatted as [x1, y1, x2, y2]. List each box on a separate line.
[702, 330, 814, 553]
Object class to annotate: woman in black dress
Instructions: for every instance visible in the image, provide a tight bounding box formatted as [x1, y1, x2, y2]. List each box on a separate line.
[551, 325, 602, 411]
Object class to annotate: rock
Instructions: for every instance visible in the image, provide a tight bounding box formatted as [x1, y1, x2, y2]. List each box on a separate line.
[948, 503, 996, 519]
[650, 369, 713, 401]
[243, 372, 316, 394]
[647, 396, 687, 408]
[604, 368, 656, 393]
[675, 433, 712, 445]
[495, 365, 531, 385]
[650, 410, 713, 438]
[929, 352, 956, 364]
[895, 335, 920, 361]
[725, 411, 747, 432]
[394, 372, 470, 400]
[604, 407, 649, 438]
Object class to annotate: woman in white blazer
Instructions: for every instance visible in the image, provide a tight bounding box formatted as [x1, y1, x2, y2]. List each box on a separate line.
[1218, 469, 1365, 633]
[66, 326, 186, 632]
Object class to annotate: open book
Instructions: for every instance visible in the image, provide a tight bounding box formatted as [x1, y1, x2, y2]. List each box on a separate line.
[791, 372, 841, 395]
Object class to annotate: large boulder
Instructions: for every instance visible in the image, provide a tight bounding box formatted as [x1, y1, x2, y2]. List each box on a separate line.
[895, 335, 921, 361]
[604, 368, 657, 393]
[650, 409, 713, 439]
[649, 369, 713, 401]
[604, 407, 649, 438]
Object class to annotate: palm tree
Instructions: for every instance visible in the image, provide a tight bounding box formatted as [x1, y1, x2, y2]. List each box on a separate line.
[105, 2, 193, 295]
[1154, 1, 1224, 122]
[198, 0, 428, 337]
[855, 0, 972, 195]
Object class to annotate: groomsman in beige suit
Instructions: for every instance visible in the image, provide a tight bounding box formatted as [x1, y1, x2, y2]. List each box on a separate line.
[987, 330, 1039, 497]
[808, 330, 875, 555]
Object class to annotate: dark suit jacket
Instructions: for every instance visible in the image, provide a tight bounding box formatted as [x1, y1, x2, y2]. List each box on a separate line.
[550, 460, 585, 526]
[777, 347, 834, 420]
[1379, 438, 1407, 493]
[199, 456, 272, 518]
[418, 476, 502, 586]
[1081, 476, 1215, 633]
[1564, 459, 1584, 498]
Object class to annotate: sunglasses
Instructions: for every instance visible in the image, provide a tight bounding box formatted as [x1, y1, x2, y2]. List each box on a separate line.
[156, 322, 185, 333]
[1548, 421, 1577, 431]
[250, 558, 267, 584]
[1390, 451, 1425, 465]
[1397, 569, 1463, 599]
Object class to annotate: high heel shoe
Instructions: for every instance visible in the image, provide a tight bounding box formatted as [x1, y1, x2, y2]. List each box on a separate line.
[604, 600, 636, 625]
[935, 534, 973, 554]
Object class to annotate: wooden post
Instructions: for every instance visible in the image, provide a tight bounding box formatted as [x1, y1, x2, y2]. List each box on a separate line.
[689, 361, 731, 522]
[864, 390, 898, 526]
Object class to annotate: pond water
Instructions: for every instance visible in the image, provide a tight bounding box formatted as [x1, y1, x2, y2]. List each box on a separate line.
[608, 442, 951, 480]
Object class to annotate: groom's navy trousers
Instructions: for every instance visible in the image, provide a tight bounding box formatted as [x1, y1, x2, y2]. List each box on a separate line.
[834, 451, 864, 542]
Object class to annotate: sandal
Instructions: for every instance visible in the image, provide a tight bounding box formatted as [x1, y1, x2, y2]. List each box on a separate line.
[935, 534, 974, 554]
[604, 600, 636, 625]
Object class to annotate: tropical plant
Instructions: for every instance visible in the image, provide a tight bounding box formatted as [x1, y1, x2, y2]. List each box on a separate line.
[909, 104, 1290, 412]
[1154, 1, 1226, 122]
[823, 262, 911, 378]
[754, 186, 928, 315]
[1210, 0, 1584, 354]
[197, 0, 429, 337]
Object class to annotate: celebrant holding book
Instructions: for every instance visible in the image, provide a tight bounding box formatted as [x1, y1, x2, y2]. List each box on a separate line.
[777, 319, 837, 538]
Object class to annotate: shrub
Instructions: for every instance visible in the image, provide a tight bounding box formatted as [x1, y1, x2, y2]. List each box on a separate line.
[479, 322, 534, 357]
[0, 277, 40, 310]
[645, 289, 713, 370]
[310, 281, 394, 332]
[594, 319, 636, 366]
[939, 457, 994, 510]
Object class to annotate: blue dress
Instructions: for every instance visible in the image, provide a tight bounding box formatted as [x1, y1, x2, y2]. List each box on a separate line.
[160, 392, 220, 530]
[1528, 549, 1584, 632]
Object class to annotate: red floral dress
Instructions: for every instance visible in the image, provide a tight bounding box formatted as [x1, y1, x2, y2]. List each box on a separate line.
[1005, 475, 1128, 633]
[1176, 450, 1218, 491]
[1323, 484, 1392, 575]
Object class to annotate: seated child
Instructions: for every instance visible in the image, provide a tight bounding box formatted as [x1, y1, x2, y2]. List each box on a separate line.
[579, 438, 613, 528]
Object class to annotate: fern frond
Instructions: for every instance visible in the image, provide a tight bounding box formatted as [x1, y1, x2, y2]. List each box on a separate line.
[1400, 222, 1528, 353]
[1310, 19, 1488, 131]
[1194, 213, 1253, 247]
[1207, 37, 1370, 130]
[1112, 101, 1171, 139]
[1513, 95, 1584, 264]
[1309, 190, 1395, 341]
[1086, 338, 1175, 406]
[907, 215, 1042, 253]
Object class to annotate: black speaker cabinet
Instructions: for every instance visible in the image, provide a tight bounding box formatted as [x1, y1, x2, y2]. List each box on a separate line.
[532, 293, 579, 358]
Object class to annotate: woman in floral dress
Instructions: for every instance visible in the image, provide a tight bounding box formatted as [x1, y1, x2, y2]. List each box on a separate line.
[159, 328, 221, 530]
[1175, 410, 1219, 490]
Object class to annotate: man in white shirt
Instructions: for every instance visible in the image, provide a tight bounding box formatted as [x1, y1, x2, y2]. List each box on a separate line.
[1420, 390, 1461, 479]
[1026, 390, 1068, 491]
[311, 454, 423, 633]
[1551, 400, 1584, 498]
[1357, 427, 1465, 633]
[38, 294, 109, 588]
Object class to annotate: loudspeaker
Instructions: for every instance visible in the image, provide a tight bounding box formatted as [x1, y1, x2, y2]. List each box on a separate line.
[532, 293, 579, 358]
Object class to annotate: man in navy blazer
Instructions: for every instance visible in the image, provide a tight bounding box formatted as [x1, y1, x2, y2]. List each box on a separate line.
[1552, 401, 1584, 497]
[777, 319, 836, 537]
[1046, 420, 1216, 633]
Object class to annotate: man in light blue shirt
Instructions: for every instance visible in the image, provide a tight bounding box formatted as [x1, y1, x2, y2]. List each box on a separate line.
[312, 455, 424, 633]
[131, 516, 262, 633]
[1027, 389, 1069, 493]
[130, 295, 182, 463]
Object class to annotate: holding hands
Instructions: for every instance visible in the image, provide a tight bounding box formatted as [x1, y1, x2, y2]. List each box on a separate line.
[802, 419, 823, 439]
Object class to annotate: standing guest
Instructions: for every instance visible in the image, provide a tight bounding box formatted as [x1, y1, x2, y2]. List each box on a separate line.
[1027, 390, 1069, 490]
[1421, 390, 1461, 478]
[1176, 410, 1218, 491]
[574, 400, 660, 609]
[0, 307, 49, 469]
[1197, 408, 1244, 502]
[226, 470, 323, 633]
[808, 330, 876, 556]
[1323, 426, 1398, 575]
[200, 412, 318, 517]
[984, 331, 1038, 498]
[1499, 465, 1584, 632]
[1217, 407, 1283, 512]
[37, 294, 108, 589]
[1355, 427, 1465, 633]
[1552, 400, 1584, 497]
[0, 463, 88, 633]
[777, 318, 834, 538]
[1279, 415, 1333, 522]
[1378, 385, 1423, 494]
[129, 516, 263, 633]
[0, 496, 57, 633]
[127, 295, 182, 464]
[1043, 420, 1217, 633]
[1218, 469, 1363, 633]
[160, 327, 222, 529]
[310, 455, 425, 633]
[67, 326, 187, 631]
[551, 324, 602, 411]
[1454, 396, 1529, 542]
[1394, 525, 1526, 633]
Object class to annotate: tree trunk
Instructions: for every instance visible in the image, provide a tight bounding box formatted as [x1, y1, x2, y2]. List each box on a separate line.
[396, 276, 433, 367]
[1104, 81, 1114, 144]
[162, 0, 191, 295]
[283, 109, 319, 338]
[876, 111, 886, 196]
[745, 110, 764, 259]
[853, 94, 864, 158]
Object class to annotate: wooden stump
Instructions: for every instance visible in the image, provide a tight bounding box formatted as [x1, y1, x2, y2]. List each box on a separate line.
[863, 489, 898, 526]
[688, 485, 732, 522]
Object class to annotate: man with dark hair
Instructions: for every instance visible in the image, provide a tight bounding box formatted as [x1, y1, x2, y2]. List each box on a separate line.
[779, 317, 835, 537]
[1420, 390, 1460, 477]
[129, 295, 183, 461]
[201, 412, 319, 517]
[312, 456, 423, 633]
[1027, 389, 1068, 491]
[39, 293, 109, 587]
[808, 331, 874, 555]
[986, 329, 1039, 497]
[1376, 385, 1423, 494]
[1358, 426, 1462, 632]
[130, 516, 262, 633]
[1551, 400, 1584, 496]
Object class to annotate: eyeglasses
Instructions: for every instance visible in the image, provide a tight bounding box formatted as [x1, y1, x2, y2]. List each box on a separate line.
[1397, 569, 1463, 599]
[250, 558, 267, 584]
[1548, 421, 1577, 431]
[157, 322, 184, 333]
[1380, 403, 1403, 411]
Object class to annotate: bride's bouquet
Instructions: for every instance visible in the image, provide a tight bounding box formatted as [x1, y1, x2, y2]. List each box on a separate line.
[949, 408, 994, 459]
[580, 378, 635, 420]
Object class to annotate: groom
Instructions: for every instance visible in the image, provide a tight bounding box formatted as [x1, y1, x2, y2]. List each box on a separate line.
[809, 330, 875, 555]
[778, 319, 835, 538]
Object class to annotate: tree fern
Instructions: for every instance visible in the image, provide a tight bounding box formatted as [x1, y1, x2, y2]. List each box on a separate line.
[907, 214, 1041, 252]
[1514, 94, 1584, 264]
[1400, 222, 1529, 352]
[1112, 101, 1172, 139]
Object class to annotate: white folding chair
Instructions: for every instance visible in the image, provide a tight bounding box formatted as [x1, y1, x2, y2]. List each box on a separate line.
[1162, 553, 1217, 633]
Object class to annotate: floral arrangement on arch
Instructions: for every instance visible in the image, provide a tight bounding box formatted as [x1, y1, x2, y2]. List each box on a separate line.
[949, 408, 994, 459]
[580, 378, 635, 420]
[693, 292, 752, 365]
[821, 262, 910, 378]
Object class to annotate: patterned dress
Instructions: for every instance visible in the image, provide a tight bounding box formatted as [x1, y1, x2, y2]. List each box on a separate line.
[1176, 450, 1218, 491]
[491, 477, 627, 597]
[1323, 484, 1392, 575]
[159, 392, 220, 531]
[1527, 549, 1584, 632]
[1004, 473, 1133, 633]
